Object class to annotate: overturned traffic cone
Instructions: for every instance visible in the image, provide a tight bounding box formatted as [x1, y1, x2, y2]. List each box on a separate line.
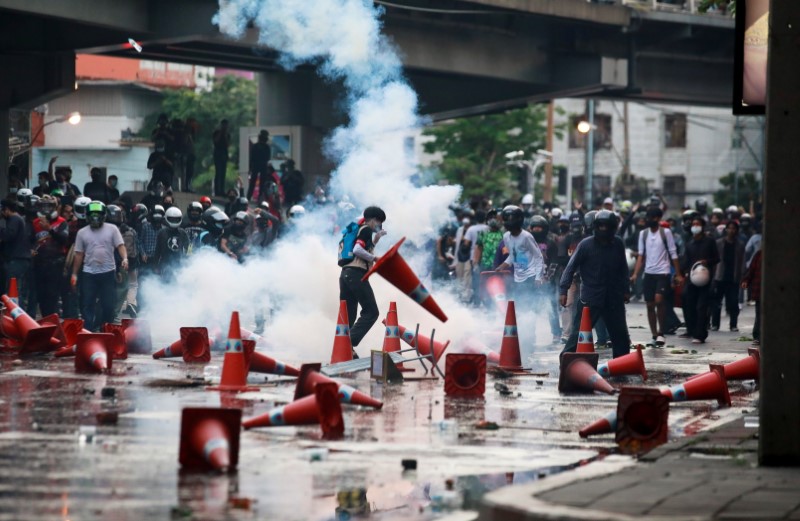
[330, 300, 353, 364]
[181, 327, 211, 364]
[53, 320, 89, 357]
[39, 314, 69, 350]
[576, 307, 594, 353]
[101, 323, 128, 359]
[615, 387, 670, 454]
[294, 363, 383, 409]
[688, 348, 760, 382]
[1, 295, 57, 354]
[243, 382, 344, 439]
[459, 336, 501, 365]
[579, 410, 617, 438]
[362, 237, 448, 322]
[179, 407, 241, 472]
[482, 272, 509, 314]
[152, 338, 183, 359]
[247, 351, 300, 377]
[662, 364, 731, 407]
[559, 352, 615, 395]
[394, 322, 450, 363]
[0, 314, 19, 339]
[75, 333, 114, 374]
[597, 345, 647, 381]
[207, 312, 258, 393]
[445, 354, 486, 398]
[498, 301, 523, 371]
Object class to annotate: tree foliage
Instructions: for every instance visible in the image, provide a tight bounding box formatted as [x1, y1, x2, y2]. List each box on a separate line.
[422, 105, 558, 202]
[141, 75, 257, 190]
[714, 171, 761, 210]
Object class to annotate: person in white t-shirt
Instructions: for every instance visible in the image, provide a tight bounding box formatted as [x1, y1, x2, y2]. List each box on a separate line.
[496, 205, 545, 300]
[463, 210, 489, 302]
[629, 207, 684, 347]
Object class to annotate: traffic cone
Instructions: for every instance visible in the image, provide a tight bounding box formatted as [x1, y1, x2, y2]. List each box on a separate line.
[662, 364, 731, 407]
[207, 312, 258, 393]
[597, 345, 647, 381]
[6, 278, 19, 311]
[362, 237, 448, 322]
[458, 336, 501, 365]
[39, 314, 69, 350]
[558, 352, 615, 394]
[120, 318, 152, 354]
[382, 302, 412, 371]
[294, 363, 383, 409]
[243, 381, 344, 439]
[482, 272, 509, 314]
[74, 333, 114, 374]
[101, 323, 128, 359]
[576, 307, 594, 353]
[498, 301, 523, 371]
[152, 338, 183, 359]
[1, 295, 57, 354]
[579, 411, 617, 438]
[688, 348, 760, 382]
[53, 319, 89, 357]
[247, 351, 300, 377]
[179, 407, 241, 472]
[444, 353, 486, 398]
[181, 327, 211, 364]
[1, 314, 20, 339]
[615, 387, 670, 454]
[330, 300, 353, 364]
[393, 322, 450, 363]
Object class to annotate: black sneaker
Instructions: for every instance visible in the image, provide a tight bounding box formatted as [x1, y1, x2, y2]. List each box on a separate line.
[351, 350, 360, 360]
[126, 303, 138, 318]
[678, 333, 691, 339]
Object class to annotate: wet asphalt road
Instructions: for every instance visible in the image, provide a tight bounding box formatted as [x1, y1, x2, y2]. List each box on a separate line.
[0, 301, 758, 520]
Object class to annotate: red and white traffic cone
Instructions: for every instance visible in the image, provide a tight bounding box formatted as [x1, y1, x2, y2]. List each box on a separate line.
[444, 354, 486, 398]
[152, 338, 183, 359]
[661, 364, 731, 407]
[101, 323, 128, 359]
[394, 322, 450, 363]
[597, 345, 647, 381]
[362, 237, 448, 322]
[74, 333, 114, 374]
[181, 327, 210, 364]
[243, 382, 344, 439]
[558, 352, 615, 395]
[579, 411, 617, 438]
[576, 307, 594, 353]
[688, 348, 760, 382]
[179, 407, 241, 472]
[330, 300, 353, 364]
[53, 319, 89, 357]
[294, 363, 382, 409]
[498, 301, 523, 371]
[383, 302, 412, 371]
[1, 295, 57, 354]
[247, 351, 300, 377]
[207, 312, 258, 393]
[459, 336, 501, 365]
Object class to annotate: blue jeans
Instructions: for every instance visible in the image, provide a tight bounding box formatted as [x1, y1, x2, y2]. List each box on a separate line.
[81, 270, 117, 331]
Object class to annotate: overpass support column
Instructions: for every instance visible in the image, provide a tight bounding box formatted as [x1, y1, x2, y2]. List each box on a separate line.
[760, 0, 800, 465]
[256, 71, 312, 127]
[0, 109, 9, 192]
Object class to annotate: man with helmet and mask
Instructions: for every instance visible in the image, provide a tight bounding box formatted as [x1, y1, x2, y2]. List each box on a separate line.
[557, 212, 586, 342]
[107, 204, 139, 317]
[681, 216, 719, 344]
[153, 207, 189, 279]
[529, 214, 562, 343]
[182, 201, 206, 253]
[138, 204, 165, 280]
[31, 196, 69, 316]
[495, 206, 545, 316]
[248, 203, 280, 253]
[131, 203, 149, 235]
[199, 207, 229, 249]
[71, 201, 127, 331]
[559, 210, 632, 359]
[219, 211, 250, 263]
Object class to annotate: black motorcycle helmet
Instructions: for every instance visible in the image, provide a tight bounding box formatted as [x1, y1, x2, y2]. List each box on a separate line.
[106, 204, 123, 226]
[203, 206, 229, 232]
[150, 204, 165, 224]
[233, 197, 249, 214]
[569, 212, 584, 235]
[682, 209, 699, 233]
[529, 215, 549, 242]
[187, 201, 203, 222]
[501, 205, 524, 232]
[695, 197, 708, 216]
[593, 210, 619, 240]
[583, 210, 598, 232]
[132, 203, 148, 223]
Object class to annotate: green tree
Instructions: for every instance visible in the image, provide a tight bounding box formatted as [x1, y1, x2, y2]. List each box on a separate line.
[714, 171, 761, 210]
[141, 75, 257, 192]
[422, 105, 558, 202]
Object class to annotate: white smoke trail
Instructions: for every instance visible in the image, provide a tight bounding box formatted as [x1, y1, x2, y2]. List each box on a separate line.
[140, 0, 552, 365]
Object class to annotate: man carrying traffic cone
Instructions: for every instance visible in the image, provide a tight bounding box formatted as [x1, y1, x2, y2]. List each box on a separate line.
[337, 206, 386, 356]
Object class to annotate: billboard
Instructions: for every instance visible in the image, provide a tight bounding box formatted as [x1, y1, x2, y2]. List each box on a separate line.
[734, 0, 768, 114]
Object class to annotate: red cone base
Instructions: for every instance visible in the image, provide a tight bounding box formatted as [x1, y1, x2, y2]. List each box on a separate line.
[579, 411, 617, 438]
[101, 323, 128, 359]
[689, 348, 760, 382]
[39, 314, 68, 350]
[75, 333, 115, 374]
[597, 345, 647, 381]
[616, 386, 670, 454]
[559, 352, 615, 394]
[362, 237, 448, 322]
[61, 319, 88, 350]
[181, 327, 211, 364]
[179, 407, 241, 472]
[662, 364, 731, 407]
[444, 354, 486, 398]
[294, 363, 382, 409]
[576, 307, 594, 353]
[243, 382, 344, 439]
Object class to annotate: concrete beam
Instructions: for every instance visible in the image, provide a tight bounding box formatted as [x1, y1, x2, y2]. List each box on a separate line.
[0, 52, 75, 109]
[0, 0, 148, 32]
[461, 0, 630, 26]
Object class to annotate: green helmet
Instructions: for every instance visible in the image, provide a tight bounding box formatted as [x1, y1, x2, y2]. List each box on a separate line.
[87, 201, 107, 228]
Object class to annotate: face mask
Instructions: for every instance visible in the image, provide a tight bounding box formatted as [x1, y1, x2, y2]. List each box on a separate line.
[373, 223, 383, 233]
[647, 219, 660, 229]
[109, 180, 118, 188]
[691, 226, 702, 235]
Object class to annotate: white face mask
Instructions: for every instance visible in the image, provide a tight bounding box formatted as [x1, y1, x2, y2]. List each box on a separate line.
[691, 226, 703, 235]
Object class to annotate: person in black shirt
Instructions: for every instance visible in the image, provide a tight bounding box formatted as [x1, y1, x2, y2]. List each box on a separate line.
[212, 119, 231, 197]
[680, 216, 719, 343]
[219, 211, 250, 263]
[0, 199, 32, 297]
[248, 130, 272, 202]
[147, 140, 174, 191]
[107, 175, 121, 202]
[559, 210, 632, 359]
[83, 167, 112, 203]
[711, 221, 745, 332]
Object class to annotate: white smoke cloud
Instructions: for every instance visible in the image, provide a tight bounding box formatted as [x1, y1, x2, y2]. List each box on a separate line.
[139, 0, 563, 366]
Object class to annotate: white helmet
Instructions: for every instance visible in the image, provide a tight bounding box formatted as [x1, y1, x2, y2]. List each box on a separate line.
[521, 193, 534, 206]
[73, 196, 92, 219]
[726, 205, 738, 214]
[690, 262, 711, 287]
[165, 206, 183, 228]
[289, 204, 306, 218]
[551, 208, 562, 218]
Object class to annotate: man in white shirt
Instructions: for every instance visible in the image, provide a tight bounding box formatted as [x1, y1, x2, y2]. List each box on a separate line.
[629, 207, 684, 346]
[497, 205, 544, 298]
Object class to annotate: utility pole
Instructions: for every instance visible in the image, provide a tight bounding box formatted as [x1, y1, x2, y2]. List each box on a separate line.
[584, 99, 595, 207]
[623, 102, 630, 176]
[543, 100, 555, 203]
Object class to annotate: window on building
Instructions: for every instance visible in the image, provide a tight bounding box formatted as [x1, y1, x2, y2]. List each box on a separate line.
[569, 114, 612, 150]
[664, 113, 687, 148]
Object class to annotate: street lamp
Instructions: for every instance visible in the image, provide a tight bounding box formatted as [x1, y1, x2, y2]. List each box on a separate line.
[577, 120, 594, 134]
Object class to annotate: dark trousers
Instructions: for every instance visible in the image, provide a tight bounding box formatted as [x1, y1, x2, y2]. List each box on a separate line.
[247, 171, 269, 201]
[682, 283, 711, 341]
[711, 280, 740, 329]
[562, 296, 631, 359]
[664, 284, 682, 332]
[339, 268, 379, 347]
[184, 154, 195, 192]
[213, 155, 228, 197]
[80, 271, 117, 332]
[34, 259, 64, 317]
[61, 273, 79, 319]
[4, 259, 30, 307]
[753, 301, 761, 340]
[595, 317, 609, 344]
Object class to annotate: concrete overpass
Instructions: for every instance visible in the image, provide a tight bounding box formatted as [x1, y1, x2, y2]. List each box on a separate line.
[0, 0, 735, 187]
